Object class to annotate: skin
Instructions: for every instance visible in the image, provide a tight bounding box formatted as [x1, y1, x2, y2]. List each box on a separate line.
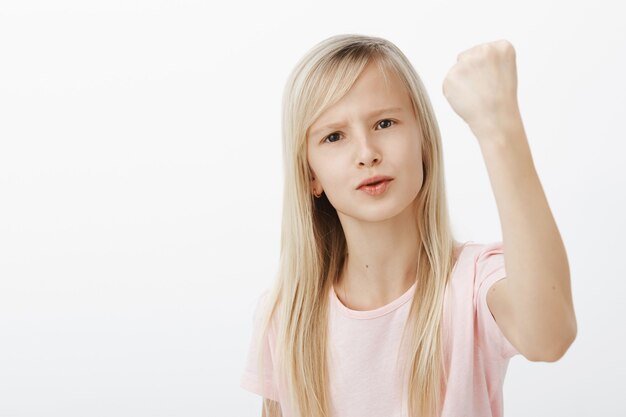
[306, 59, 425, 311]
[306, 39, 577, 362]
[442, 39, 576, 361]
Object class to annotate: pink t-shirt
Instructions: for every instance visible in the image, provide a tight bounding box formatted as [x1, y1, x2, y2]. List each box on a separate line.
[240, 241, 520, 417]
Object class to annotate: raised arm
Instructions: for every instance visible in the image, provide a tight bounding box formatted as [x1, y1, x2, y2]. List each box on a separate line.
[442, 40, 577, 361]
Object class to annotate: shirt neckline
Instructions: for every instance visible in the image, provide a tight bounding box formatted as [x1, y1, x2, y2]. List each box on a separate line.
[329, 241, 471, 320]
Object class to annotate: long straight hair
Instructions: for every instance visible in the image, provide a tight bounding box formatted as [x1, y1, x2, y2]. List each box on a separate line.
[253, 33, 460, 417]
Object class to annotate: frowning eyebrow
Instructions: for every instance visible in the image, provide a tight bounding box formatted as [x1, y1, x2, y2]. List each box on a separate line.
[309, 106, 404, 138]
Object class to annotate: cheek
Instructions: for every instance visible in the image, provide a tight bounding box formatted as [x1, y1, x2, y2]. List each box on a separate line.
[399, 149, 424, 187]
[398, 145, 422, 169]
[315, 159, 345, 188]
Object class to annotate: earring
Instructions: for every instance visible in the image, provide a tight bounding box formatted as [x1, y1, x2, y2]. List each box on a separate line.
[311, 176, 322, 198]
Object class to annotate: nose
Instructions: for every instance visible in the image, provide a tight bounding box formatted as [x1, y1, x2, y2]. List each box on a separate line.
[355, 131, 382, 167]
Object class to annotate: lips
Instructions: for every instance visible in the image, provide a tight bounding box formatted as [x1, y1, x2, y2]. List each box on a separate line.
[358, 178, 392, 196]
[356, 175, 394, 189]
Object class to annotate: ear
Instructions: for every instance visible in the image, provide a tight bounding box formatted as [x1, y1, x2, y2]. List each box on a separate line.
[309, 167, 318, 185]
[311, 178, 321, 194]
[309, 170, 322, 195]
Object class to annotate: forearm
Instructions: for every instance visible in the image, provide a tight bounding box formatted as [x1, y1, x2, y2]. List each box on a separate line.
[474, 116, 577, 358]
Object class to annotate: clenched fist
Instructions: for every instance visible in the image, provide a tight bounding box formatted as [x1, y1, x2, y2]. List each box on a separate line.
[442, 39, 522, 139]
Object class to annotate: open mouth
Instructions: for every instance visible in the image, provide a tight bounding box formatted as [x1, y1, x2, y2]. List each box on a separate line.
[358, 179, 392, 196]
[361, 179, 389, 188]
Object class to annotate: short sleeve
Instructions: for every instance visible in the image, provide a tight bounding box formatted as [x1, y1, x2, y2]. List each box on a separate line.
[474, 241, 520, 360]
[240, 290, 280, 401]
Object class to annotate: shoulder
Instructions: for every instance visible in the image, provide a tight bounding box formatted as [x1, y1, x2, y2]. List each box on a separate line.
[447, 240, 505, 308]
[453, 240, 502, 260]
[469, 241, 522, 359]
[463, 240, 503, 260]
[463, 240, 507, 302]
[451, 240, 504, 284]
[462, 241, 505, 279]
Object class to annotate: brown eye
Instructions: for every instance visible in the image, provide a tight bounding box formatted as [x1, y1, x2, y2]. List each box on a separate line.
[322, 120, 396, 144]
[323, 132, 343, 144]
[377, 119, 396, 129]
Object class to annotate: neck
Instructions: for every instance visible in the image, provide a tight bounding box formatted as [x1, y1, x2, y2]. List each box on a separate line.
[334, 202, 420, 311]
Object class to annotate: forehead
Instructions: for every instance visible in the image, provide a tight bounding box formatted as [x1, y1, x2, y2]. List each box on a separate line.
[309, 61, 412, 133]
[346, 60, 406, 101]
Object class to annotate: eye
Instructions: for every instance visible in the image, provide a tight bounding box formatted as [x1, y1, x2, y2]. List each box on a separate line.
[376, 119, 396, 130]
[323, 132, 343, 144]
[321, 119, 397, 144]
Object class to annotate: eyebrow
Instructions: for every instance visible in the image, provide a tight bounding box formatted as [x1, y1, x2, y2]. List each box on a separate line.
[309, 106, 404, 138]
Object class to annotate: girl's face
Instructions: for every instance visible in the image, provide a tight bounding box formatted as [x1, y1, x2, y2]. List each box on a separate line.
[306, 61, 424, 222]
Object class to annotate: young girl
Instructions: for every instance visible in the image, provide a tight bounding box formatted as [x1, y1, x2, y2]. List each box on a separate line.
[240, 34, 577, 417]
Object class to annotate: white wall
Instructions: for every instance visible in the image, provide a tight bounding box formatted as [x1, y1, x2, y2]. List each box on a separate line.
[0, 0, 623, 416]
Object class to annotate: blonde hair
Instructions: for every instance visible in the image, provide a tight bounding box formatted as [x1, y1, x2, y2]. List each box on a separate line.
[253, 33, 460, 417]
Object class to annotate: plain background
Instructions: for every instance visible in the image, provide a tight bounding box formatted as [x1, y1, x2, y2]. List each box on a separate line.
[0, 0, 624, 416]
